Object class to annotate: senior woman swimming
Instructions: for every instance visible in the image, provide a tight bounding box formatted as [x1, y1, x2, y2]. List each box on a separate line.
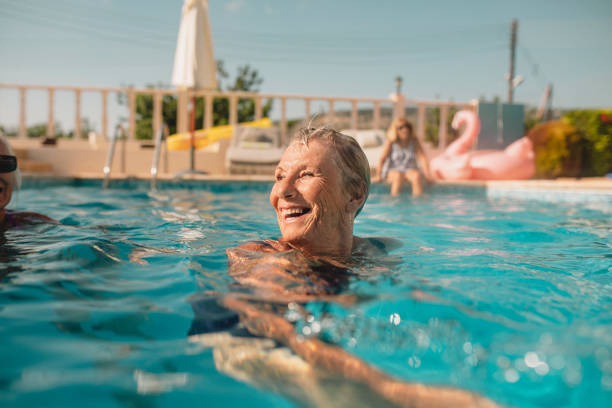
[208, 127, 499, 408]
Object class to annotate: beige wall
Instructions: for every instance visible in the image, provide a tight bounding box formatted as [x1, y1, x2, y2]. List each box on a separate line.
[11, 138, 230, 177]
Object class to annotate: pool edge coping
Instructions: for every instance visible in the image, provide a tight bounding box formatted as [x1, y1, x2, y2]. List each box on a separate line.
[21, 173, 612, 192]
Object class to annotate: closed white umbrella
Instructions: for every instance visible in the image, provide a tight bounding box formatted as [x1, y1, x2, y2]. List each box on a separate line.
[172, 0, 217, 175]
[172, 0, 217, 90]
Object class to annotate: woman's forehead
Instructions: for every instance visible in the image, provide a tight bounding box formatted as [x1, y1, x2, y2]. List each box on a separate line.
[281, 139, 336, 166]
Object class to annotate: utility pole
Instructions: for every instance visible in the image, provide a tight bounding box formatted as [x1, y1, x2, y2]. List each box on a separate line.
[507, 19, 518, 103]
[395, 76, 403, 95]
[536, 84, 553, 121]
[393, 76, 405, 119]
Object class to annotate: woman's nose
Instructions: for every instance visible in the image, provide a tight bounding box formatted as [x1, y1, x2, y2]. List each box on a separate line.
[279, 178, 296, 198]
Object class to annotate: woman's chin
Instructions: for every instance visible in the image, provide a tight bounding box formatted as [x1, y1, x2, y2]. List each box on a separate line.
[280, 227, 312, 247]
[281, 231, 306, 245]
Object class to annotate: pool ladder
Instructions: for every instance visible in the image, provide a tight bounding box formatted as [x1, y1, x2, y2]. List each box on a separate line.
[102, 124, 125, 188]
[102, 124, 168, 189]
[150, 124, 169, 189]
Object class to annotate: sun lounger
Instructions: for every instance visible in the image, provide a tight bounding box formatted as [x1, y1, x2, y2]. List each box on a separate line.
[340, 129, 386, 169]
[225, 126, 285, 175]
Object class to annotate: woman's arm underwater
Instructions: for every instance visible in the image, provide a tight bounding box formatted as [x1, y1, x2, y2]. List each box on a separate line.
[221, 295, 499, 408]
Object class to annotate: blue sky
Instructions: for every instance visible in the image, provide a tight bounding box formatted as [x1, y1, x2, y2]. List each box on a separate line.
[0, 0, 610, 132]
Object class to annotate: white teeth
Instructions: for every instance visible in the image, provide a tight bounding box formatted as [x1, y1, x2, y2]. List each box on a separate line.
[281, 208, 307, 216]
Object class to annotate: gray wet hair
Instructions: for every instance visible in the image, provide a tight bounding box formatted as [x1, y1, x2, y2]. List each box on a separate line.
[293, 126, 370, 216]
[0, 135, 21, 191]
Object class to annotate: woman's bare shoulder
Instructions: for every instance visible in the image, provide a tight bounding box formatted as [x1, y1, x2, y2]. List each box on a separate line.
[228, 239, 288, 254]
[4, 210, 58, 227]
[226, 239, 290, 266]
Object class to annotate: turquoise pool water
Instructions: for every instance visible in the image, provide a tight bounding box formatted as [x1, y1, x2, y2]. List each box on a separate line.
[0, 180, 610, 407]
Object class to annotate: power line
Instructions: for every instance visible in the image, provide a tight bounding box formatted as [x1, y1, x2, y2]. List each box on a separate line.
[1, 0, 507, 51]
[0, 1, 177, 44]
[218, 44, 506, 67]
[519, 46, 549, 86]
[0, 9, 174, 50]
[213, 22, 508, 44]
[0, 6, 507, 65]
[0, 1, 508, 69]
[212, 31, 506, 54]
[13, 0, 176, 30]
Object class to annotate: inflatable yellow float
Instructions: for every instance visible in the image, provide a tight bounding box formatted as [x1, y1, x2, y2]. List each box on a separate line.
[166, 118, 272, 151]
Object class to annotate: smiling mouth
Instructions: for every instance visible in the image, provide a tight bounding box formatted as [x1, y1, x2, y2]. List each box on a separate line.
[281, 207, 311, 221]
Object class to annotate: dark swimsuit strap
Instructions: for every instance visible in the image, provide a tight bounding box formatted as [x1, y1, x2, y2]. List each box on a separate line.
[4, 210, 16, 227]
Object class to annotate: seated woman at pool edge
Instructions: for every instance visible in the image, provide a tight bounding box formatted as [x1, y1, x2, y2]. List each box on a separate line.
[0, 136, 55, 228]
[222, 127, 498, 407]
[374, 117, 431, 196]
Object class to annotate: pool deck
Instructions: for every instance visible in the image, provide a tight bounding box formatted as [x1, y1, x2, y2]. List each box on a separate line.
[12, 138, 612, 198]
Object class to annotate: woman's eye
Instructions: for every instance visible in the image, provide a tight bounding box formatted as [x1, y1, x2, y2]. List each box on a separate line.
[300, 172, 314, 178]
[275, 174, 284, 181]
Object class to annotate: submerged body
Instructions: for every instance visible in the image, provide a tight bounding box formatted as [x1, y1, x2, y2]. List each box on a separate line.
[205, 238, 498, 408]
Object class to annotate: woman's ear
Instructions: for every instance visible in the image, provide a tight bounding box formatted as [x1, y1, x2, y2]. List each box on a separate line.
[346, 185, 366, 215]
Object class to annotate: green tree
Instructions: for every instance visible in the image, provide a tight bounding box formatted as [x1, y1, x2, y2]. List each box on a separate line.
[67, 118, 96, 139]
[119, 62, 272, 140]
[524, 107, 540, 133]
[25, 119, 95, 139]
[563, 109, 612, 176]
[26, 123, 48, 138]
[425, 106, 460, 147]
[212, 63, 272, 126]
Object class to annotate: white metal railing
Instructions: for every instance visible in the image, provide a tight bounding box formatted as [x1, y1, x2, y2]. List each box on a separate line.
[0, 83, 474, 150]
[102, 124, 125, 188]
[150, 123, 168, 189]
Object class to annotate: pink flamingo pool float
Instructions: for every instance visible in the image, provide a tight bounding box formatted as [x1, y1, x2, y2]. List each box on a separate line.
[430, 110, 535, 180]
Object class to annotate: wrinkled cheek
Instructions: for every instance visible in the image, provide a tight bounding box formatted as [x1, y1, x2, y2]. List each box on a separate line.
[315, 194, 347, 229]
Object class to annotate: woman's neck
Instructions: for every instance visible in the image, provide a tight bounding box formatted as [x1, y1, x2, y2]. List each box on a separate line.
[285, 225, 355, 261]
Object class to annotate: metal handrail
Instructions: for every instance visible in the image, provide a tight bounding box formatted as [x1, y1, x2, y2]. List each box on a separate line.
[102, 124, 124, 188]
[150, 124, 168, 190]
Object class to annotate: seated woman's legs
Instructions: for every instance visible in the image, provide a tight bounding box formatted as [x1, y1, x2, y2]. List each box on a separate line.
[404, 169, 424, 196]
[386, 170, 404, 196]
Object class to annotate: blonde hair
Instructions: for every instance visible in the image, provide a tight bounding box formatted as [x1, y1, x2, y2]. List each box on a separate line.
[386, 117, 414, 143]
[0, 135, 21, 191]
[293, 126, 370, 216]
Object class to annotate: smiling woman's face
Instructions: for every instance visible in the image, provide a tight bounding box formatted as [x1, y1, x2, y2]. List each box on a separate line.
[270, 139, 353, 253]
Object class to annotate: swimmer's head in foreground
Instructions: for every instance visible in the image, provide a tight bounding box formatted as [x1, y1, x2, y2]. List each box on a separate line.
[270, 127, 371, 258]
[0, 136, 55, 228]
[0, 136, 20, 212]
